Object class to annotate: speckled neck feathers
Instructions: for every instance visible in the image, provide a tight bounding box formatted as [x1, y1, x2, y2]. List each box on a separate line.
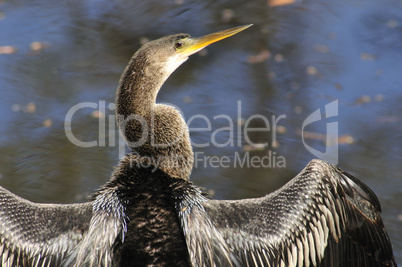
[115, 35, 194, 180]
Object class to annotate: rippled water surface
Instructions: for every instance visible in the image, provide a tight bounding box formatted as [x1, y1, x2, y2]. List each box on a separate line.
[0, 0, 401, 263]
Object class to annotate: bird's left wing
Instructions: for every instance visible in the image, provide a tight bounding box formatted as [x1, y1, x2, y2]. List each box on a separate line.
[178, 159, 396, 267]
[0, 186, 93, 267]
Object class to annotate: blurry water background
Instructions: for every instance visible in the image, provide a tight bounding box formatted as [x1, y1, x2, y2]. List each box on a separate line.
[0, 0, 401, 263]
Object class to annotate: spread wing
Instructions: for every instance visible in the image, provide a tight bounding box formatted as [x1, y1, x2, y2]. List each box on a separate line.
[180, 159, 396, 267]
[0, 186, 93, 267]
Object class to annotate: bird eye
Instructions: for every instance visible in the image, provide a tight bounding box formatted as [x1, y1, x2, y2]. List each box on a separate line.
[175, 42, 183, 49]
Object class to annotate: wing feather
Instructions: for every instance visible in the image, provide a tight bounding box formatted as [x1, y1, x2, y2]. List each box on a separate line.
[181, 159, 396, 266]
[0, 186, 92, 267]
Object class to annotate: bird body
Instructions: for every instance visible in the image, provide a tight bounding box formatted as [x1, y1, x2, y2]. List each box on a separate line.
[0, 25, 397, 266]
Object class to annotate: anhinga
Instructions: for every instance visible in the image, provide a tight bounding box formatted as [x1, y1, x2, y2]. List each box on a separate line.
[0, 25, 396, 266]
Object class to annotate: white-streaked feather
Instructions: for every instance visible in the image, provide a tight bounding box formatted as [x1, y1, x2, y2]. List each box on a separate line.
[181, 159, 395, 266]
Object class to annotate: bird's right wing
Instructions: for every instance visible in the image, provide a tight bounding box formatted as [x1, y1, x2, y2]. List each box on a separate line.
[0, 186, 93, 267]
[179, 159, 396, 267]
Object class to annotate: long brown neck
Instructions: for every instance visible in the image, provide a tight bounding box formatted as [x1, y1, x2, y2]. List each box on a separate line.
[115, 51, 194, 180]
[116, 50, 164, 117]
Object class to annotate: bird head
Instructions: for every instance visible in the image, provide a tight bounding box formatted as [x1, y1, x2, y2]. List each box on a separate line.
[140, 24, 253, 77]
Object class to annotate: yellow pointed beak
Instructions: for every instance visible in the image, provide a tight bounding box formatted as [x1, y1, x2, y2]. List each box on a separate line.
[179, 24, 252, 57]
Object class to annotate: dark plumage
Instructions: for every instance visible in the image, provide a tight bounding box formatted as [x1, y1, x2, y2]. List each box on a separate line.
[0, 25, 397, 266]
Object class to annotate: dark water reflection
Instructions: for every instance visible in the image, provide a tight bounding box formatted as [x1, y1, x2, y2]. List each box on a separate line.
[0, 0, 401, 262]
